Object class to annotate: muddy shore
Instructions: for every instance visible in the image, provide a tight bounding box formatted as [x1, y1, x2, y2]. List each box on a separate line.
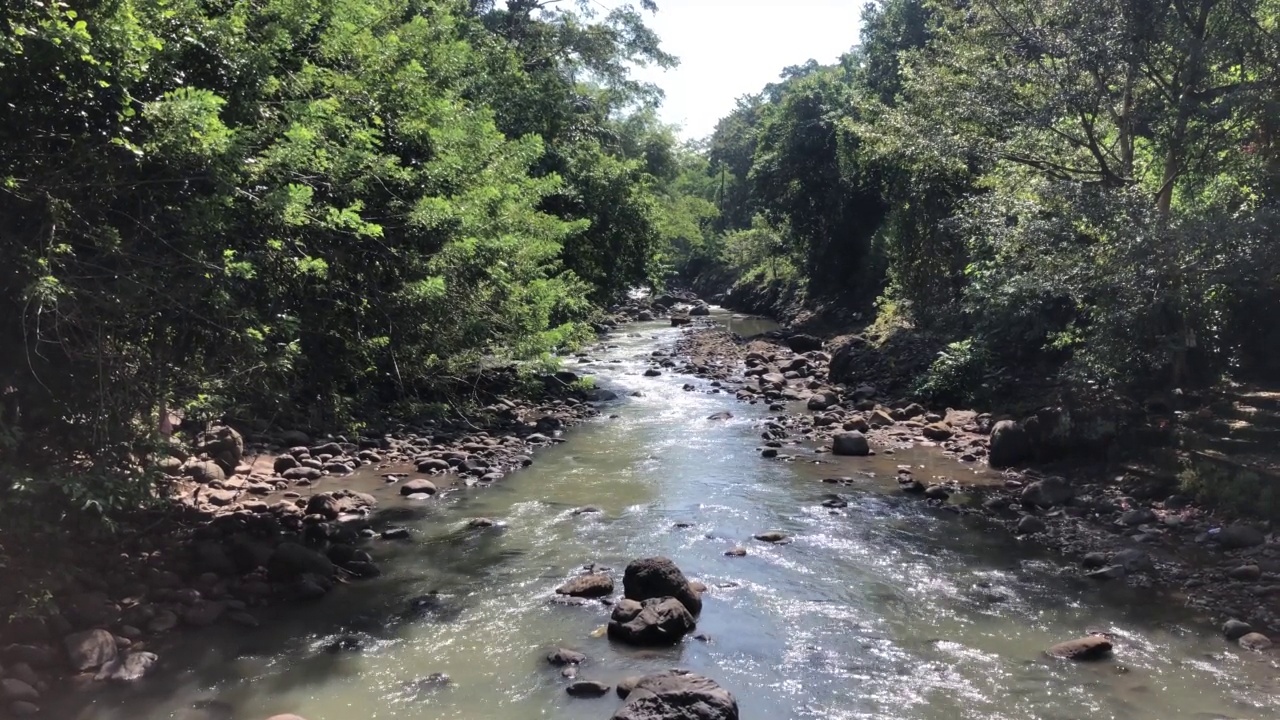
[663, 322, 1280, 646]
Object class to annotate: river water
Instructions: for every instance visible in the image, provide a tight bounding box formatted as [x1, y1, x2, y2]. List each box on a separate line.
[70, 311, 1278, 720]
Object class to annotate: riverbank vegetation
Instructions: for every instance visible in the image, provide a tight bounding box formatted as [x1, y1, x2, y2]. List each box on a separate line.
[1, 0, 689, 515]
[671, 0, 1280, 413]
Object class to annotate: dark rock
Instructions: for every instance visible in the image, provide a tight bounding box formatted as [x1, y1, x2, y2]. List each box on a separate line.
[1086, 565, 1126, 580]
[706, 411, 733, 421]
[147, 611, 179, 633]
[1020, 476, 1074, 508]
[556, 573, 614, 598]
[623, 557, 702, 615]
[786, 334, 823, 353]
[1081, 552, 1109, 569]
[1229, 564, 1262, 581]
[273, 455, 300, 473]
[268, 543, 334, 581]
[989, 420, 1031, 467]
[9, 702, 39, 717]
[196, 425, 245, 474]
[923, 485, 950, 501]
[1047, 635, 1113, 661]
[282, 467, 322, 481]
[63, 629, 117, 671]
[724, 547, 747, 557]
[0, 679, 38, 702]
[610, 670, 738, 720]
[1112, 548, 1152, 573]
[753, 531, 789, 543]
[1015, 516, 1047, 535]
[922, 423, 953, 441]
[183, 601, 226, 627]
[1222, 619, 1253, 640]
[1117, 508, 1156, 526]
[546, 648, 586, 666]
[185, 460, 226, 484]
[306, 494, 340, 520]
[566, 680, 611, 697]
[831, 431, 870, 456]
[1216, 524, 1265, 549]
[607, 598, 695, 646]
[400, 479, 437, 496]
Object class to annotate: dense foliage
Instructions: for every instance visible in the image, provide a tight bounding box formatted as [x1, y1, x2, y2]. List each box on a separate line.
[0, 0, 681, 484]
[674, 0, 1280, 407]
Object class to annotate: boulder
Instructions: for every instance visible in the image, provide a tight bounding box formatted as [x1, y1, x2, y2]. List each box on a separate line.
[1046, 635, 1112, 661]
[185, 460, 226, 484]
[94, 651, 159, 682]
[306, 494, 340, 520]
[689, 303, 711, 317]
[989, 420, 1031, 467]
[556, 573, 615, 598]
[1015, 516, 1046, 535]
[607, 598, 695, 646]
[1112, 549, 1152, 573]
[416, 458, 449, 473]
[268, 543, 334, 581]
[786, 334, 823, 353]
[1216, 524, 1265, 549]
[1222, 619, 1253, 640]
[566, 680, 612, 697]
[806, 393, 838, 411]
[0, 679, 38, 703]
[831, 431, 870, 456]
[868, 410, 895, 428]
[623, 558, 702, 615]
[546, 648, 586, 666]
[400, 479, 437, 496]
[1117, 508, 1156, 526]
[9, 702, 39, 717]
[753, 531, 789, 543]
[1239, 632, 1272, 651]
[273, 455, 300, 474]
[610, 670, 738, 720]
[1020, 476, 1074, 508]
[63, 629, 117, 671]
[921, 423, 953, 441]
[1229, 564, 1262, 581]
[196, 425, 245, 474]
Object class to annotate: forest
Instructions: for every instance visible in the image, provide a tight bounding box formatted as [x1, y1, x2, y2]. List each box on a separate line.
[2, 0, 1279, 515]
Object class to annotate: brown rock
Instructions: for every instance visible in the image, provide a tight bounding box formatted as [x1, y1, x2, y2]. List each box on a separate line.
[1238, 632, 1273, 651]
[556, 573, 614, 598]
[1047, 635, 1113, 661]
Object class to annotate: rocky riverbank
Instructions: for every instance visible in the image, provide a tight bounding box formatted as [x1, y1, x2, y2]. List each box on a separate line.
[0, 373, 616, 715]
[660, 323, 1280, 648]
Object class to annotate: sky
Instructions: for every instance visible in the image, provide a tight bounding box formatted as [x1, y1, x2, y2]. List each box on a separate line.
[627, 0, 864, 139]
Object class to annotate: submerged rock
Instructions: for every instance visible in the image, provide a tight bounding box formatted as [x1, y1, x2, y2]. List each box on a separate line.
[607, 598, 695, 646]
[1047, 635, 1113, 661]
[623, 557, 702, 615]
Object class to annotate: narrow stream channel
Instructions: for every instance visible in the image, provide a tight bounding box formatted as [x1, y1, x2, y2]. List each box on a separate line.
[70, 311, 1278, 720]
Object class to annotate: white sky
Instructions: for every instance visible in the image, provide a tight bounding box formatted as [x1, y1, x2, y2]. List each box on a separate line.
[629, 0, 864, 139]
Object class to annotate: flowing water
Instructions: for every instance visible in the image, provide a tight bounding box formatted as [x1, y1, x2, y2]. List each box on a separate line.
[69, 311, 1278, 720]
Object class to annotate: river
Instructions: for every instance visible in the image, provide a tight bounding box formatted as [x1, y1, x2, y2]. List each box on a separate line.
[67, 311, 1278, 720]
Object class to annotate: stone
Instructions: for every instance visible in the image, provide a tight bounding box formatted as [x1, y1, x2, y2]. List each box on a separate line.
[0, 679, 38, 702]
[1020, 476, 1074, 508]
[566, 680, 611, 697]
[556, 573, 614, 598]
[1047, 635, 1113, 661]
[923, 485, 950, 501]
[1238, 632, 1272, 651]
[1222, 619, 1253, 640]
[623, 557, 702, 615]
[831, 431, 870, 456]
[273, 455, 300, 473]
[185, 460, 226, 484]
[724, 547, 747, 557]
[306, 494, 340, 520]
[806, 393, 838, 411]
[416, 458, 450, 473]
[94, 651, 158, 682]
[753, 531, 789, 543]
[1087, 565, 1126, 580]
[9, 702, 39, 717]
[147, 611, 179, 633]
[610, 670, 738, 720]
[63, 629, 117, 672]
[1081, 552, 1109, 569]
[1216, 524, 1266, 549]
[1015, 516, 1047, 535]
[183, 601, 226, 627]
[868, 410, 895, 428]
[922, 423, 953, 441]
[381, 527, 411, 540]
[1112, 549, 1152, 573]
[400, 478, 437, 496]
[607, 598, 696, 646]
[268, 543, 334, 581]
[786, 334, 823, 353]
[989, 420, 1031, 467]
[547, 648, 586, 666]
[196, 425, 245, 474]
[1229, 564, 1262, 581]
[1117, 508, 1156, 526]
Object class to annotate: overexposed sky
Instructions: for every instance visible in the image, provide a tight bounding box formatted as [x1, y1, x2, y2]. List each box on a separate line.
[629, 0, 864, 139]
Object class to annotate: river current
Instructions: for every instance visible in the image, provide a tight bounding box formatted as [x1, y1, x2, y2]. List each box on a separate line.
[68, 311, 1278, 720]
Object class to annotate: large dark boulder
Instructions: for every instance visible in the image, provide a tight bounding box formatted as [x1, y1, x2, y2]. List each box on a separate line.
[1216, 523, 1265, 549]
[607, 598, 695, 646]
[610, 670, 738, 720]
[831, 431, 870, 456]
[268, 543, 334, 581]
[63, 629, 117, 672]
[989, 420, 1030, 467]
[196, 425, 245, 474]
[623, 557, 702, 615]
[1020, 476, 1074, 508]
[786, 334, 823, 353]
